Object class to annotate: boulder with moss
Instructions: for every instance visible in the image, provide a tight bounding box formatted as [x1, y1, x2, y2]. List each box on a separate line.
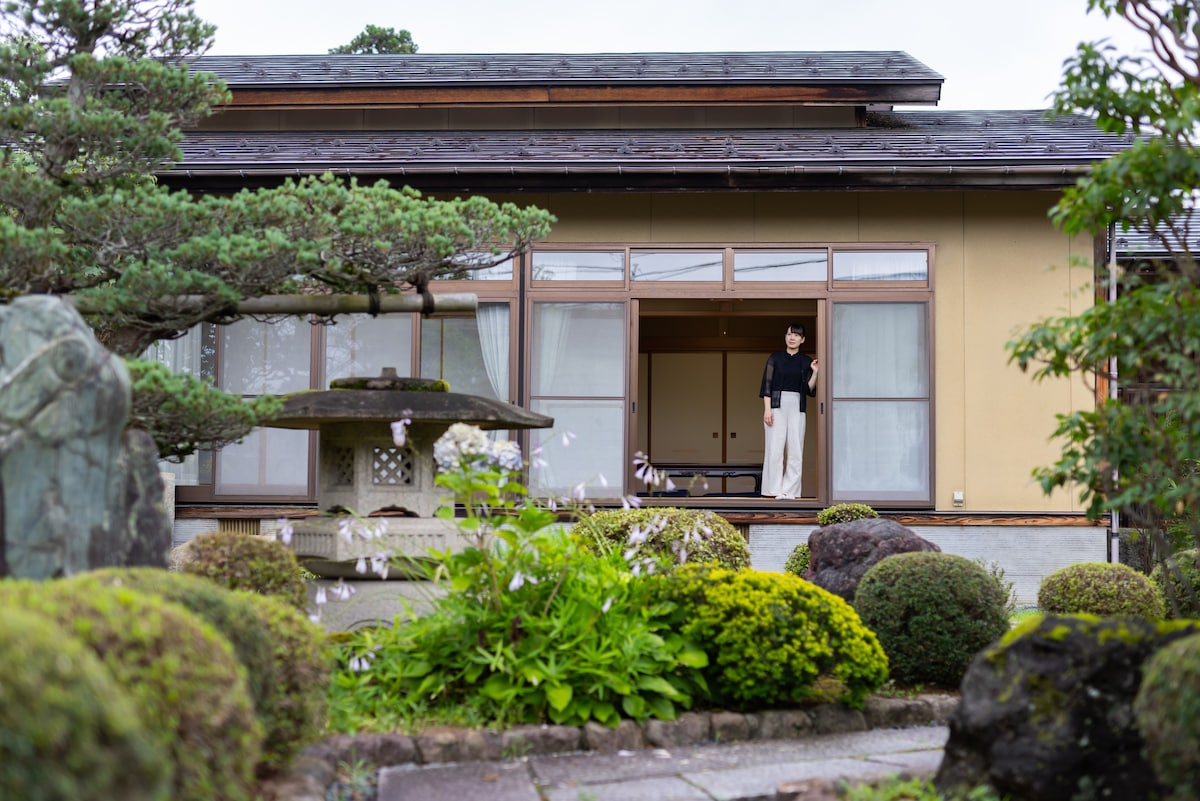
[0, 580, 262, 801]
[574, 507, 750, 569]
[935, 613, 1200, 801]
[1136, 632, 1200, 800]
[0, 606, 170, 801]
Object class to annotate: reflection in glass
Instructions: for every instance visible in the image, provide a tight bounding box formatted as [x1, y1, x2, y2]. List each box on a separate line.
[434, 253, 514, 280]
[219, 318, 312, 395]
[832, 400, 930, 500]
[734, 251, 828, 282]
[631, 251, 723, 282]
[325, 314, 413, 383]
[833, 251, 928, 281]
[530, 399, 624, 498]
[421, 303, 510, 401]
[215, 428, 311, 496]
[531, 302, 625, 397]
[532, 251, 624, 281]
[144, 324, 216, 485]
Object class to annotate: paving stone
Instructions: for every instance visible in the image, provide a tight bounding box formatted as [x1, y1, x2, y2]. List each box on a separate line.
[379, 760, 540, 801]
[415, 727, 475, 764]
[542, 775, 714, 801]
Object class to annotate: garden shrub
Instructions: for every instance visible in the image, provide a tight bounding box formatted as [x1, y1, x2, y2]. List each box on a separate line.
[0, 606, 169, 801]
[1136, 631, 1200, 800]
[1038, 561, 1165, 619]
[1151, 548, 1200, 619]
[67, 568, 330, 773]
[180, 530, 309, 609]
[855, 552, 1009, 688]
[783, 541, 810, 576]
[0, 580, 262, 801]
[816, 502, 879, 527]
[574, 507, 750, 569]
[651, 565, 888, 709]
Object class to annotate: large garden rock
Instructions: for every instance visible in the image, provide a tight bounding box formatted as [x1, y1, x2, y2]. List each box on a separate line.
[935, 614, 1200, 801]
[0, 296, 169, 577]
[803, 517, 938, 601]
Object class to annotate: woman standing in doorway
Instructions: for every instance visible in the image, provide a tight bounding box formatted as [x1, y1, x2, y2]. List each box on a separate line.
[760, 323, 818, 499]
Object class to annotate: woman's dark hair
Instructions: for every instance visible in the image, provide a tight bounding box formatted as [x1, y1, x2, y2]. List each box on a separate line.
[786, 322, 806, 337]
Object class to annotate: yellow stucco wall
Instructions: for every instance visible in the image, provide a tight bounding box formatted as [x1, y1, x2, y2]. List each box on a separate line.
[487, 190, 1093, 514]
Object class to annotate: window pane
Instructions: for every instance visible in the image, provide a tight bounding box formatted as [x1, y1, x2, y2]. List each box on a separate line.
[215, 427, 310, 495]
[832, 303, 928, 398]
[734, 251, 827, 282]
[531, 302, 625, 396]
[529, 399, 624, 498]
[219, 318, 312, 394]
[833, 251, 928, 282]
[324, 314, 412, 383]
[832, 400, 930, 501]
[532, 251, 624, 281]
[631, 251, 723, 282]
[421, 303, 510, 401]
[145, 325, 214, 486]
[434, 253, 514, 280]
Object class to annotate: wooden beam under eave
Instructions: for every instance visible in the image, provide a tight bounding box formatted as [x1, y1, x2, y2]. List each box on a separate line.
[221, 83, 941, 109]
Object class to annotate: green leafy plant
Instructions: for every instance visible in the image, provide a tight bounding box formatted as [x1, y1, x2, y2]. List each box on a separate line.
[651, 564, 888, 710]
[855, 552, 1010, 688]
[0, 580, 261, 801]
[976, 558, 1018, 615]
[1151, 549, 1200, 619]
[816, 503, 879, 526]
[0, 606, 169, 801]
[783, 541, 810, 576]
[328, 424, 707, 732]
[67, 568, 331, 773]
[179, 530, 309, 609]
[841, 776, 1009, 800]
[1037, 562, 1165, 619]
[1135, 632, 1200, 801]
[574, 507, 750, 570]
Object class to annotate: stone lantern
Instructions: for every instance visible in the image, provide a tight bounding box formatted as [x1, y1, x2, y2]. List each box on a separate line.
[265, 368, 552, 575]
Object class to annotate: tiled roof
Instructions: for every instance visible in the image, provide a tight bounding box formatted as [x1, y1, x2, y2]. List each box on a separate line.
[1113, 210, 1200, 260]
[192, 51, 943, 89]
[168, 110, 1131, 190]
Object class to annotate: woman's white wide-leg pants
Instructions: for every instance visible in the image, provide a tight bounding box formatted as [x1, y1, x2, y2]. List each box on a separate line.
[762, 390, 805, 498]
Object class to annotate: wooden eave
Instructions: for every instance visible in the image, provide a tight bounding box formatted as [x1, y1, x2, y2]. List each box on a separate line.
[222, 83, 942, 110]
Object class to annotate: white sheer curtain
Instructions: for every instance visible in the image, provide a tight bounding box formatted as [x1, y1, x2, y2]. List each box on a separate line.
[831, 302, 930, 501]
[529, 302, 625, 497]
[477, 304, 510, 401]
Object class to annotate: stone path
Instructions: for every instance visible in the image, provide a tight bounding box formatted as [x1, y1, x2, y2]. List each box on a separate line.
[377, 726, 948, 801]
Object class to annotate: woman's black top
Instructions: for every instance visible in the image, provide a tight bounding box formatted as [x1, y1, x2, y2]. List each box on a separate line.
[759, 351, 816, 410]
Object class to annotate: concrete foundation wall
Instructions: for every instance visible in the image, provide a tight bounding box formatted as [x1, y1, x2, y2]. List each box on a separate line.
[748, 523, 1109, 608]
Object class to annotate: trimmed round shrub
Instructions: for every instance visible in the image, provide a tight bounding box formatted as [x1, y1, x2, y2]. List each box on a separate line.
[651, 565, 887, 709]
[783, 541, 810, 576]
[1136, 632, 1200, 799]
[67, 568, 331, 773]
[0, 606, 169, 801]
[855, 552, 1009, 688]
[1151, 549, 1200, 619]
[1038, 561, 1165, 619]
[816, 503, 878, 527]
[180, 530, 308, 609]
[575, 507, 750, 569]
[0, 580, 262, 801]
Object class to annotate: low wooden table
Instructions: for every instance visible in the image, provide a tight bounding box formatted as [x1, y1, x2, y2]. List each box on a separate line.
[656, 462, 763, 495]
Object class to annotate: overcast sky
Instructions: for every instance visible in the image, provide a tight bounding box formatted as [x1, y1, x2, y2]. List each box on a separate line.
[190, 0, 1149, 110]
